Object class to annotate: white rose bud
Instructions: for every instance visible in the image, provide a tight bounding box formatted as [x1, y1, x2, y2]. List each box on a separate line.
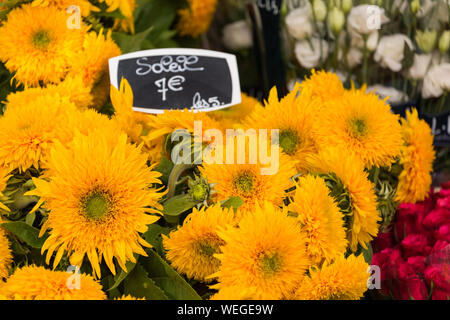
[367, 85, 407, 104]
[329, 7, 345, 35]
[408, 54, 432, 80]
[411, 0, 420, 14]
[422, 63, 450, 98]
[294, 38, 329, 68]
[342, 0, 353, 14]
[415, 30, 437, 53]
[439, 30, 450, 54]
[313, 0, 327, 22]
[285, 6, 313, 40]
[374, 34, 414, 72]
[222, 20, 253, 51]
[366, 31, 379, 51]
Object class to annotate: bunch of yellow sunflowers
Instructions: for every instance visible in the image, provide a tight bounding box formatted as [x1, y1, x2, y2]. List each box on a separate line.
[0, 1, 437, 301]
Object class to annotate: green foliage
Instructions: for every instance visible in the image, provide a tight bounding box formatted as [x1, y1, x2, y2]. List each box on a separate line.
[163, 194, 199, 224]
[220, 196, 244, 211]
[140, 249, 202, 300]
[1, 221, 48, 249]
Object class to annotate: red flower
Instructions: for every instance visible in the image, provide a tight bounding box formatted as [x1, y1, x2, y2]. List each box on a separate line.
[396, 263, 428, 300]
[407, 256, 427, 275]
[401, 234, 431, 258]
[434, 223, 450, 242]
[423, 208, 450, 230]
[424, 264, 450, 293]
[372, 231, 394, 252]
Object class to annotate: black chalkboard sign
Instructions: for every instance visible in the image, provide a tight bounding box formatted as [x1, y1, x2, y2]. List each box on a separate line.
[421, 111, 450, 147]
[109, 49, 241, 113]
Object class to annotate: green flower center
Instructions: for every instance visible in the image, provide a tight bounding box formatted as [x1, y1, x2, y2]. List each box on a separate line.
[279, 129, 300, 155]
[260, 253, 282, 277]
[32, 30, 52, 49]
[196, 237, 221, 257]
[233, 171, 255, 195]
[348, 118, 367, 139]
[82, 192, 110, 220]
[191, 183, 209, 202]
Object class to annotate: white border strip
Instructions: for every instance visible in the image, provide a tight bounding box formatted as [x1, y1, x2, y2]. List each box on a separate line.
[108, 48, 241, 114]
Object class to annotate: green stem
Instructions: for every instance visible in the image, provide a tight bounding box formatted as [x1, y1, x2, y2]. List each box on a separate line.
[362, 35, 369, 86]
[439, 91, 448, 113]
[167, 164, 194, 199]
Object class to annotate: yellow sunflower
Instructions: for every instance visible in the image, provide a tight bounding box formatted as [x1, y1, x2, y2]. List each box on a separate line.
[176, 0, 218, 37]
[308, 148, 380, 252]
[210, 286, 258, 300]
[0, 265, 106, 300]
[289, 175, 348, 265]
[200, 151, 296, 212]
[0, 226, 12, 279]
[299, 69, 345, 105]
[110, 79, 163, 163]
[99, 0, 136, 33]
[396, 108, 435, 204]
[115, 294, 145, 300]
[68, 30, 121, 109]
[0, 4, 88, 86]
[242, 84, 320, 173]
[293, 255, 369, 300]
[69, 108, 123, 138]
[31, 0, 98, 16]
[0, 94, 77, 172]
[209, 93, 262, 129]
[316, 87, 403, 168]
[211, 201, 310, 300]
[26, 130, 165, 278]
[163, 205, 237, 282]
[5, 76, 93, 110]
[0, 166, 10, 212]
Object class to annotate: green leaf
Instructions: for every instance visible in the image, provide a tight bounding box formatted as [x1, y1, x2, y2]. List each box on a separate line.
[162, 194, 197, 223]
[108, 260, 137, 292]
[143, 224, 170, 256]
[123, 263, 168, 300]
[402, 42, 414, 70]
[220, 196, 244, 210]
[362, 243, 373, 264]
[25, 211, 36, 226]
[141, 249, 201, 300]
[112, 25, 154, 53]
[154, 157, 174, 185]
[1, 221, 47, 249]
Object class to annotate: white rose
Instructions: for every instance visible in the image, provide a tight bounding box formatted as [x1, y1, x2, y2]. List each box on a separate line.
[408, 54, 432, 80]
[347, 5, 389, 36]
[367, 85, 407, 104]
[222, 20, 253, 51]
[285, 6, 313, 40]
[374, 34, 414, 72]
[422, 63, 450, 98]
[294, 38, 329, 68]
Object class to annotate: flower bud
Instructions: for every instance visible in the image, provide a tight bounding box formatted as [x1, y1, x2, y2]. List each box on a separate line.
[439, 30, 450, 54]
[188, 175, 211, 203]
[329, 7, 345, 35]
[415, 30, 437, 53]
[342, 0, 353, 14]
[313, 0, 327, 22]
[411, 0, 420, 14]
